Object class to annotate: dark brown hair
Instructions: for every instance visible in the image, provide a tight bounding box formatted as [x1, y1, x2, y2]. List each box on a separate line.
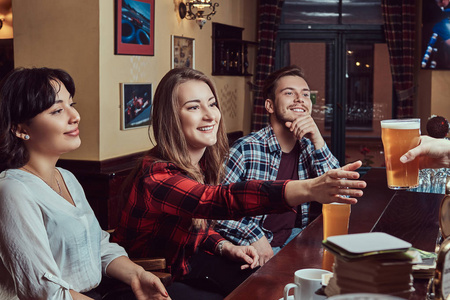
[0, 67, 75, 172]
[148, 67, 228, 184]
[122, 68, 228, 230]
[262, 65, 305, 101]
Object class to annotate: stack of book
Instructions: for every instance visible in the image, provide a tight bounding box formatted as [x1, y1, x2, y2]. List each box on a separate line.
[410, 248, 436, 279]
[323, 232, 415, 299]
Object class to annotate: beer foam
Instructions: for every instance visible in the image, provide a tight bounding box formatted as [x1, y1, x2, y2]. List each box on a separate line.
[380, 120, 420, 129]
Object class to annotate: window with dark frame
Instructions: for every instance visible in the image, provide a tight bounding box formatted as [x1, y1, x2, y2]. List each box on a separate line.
[277, 0, 389, 168]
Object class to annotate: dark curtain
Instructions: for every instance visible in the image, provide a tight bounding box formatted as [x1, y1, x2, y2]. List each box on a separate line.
[381, 0, 416, 118]
[251, 0, 285, 131]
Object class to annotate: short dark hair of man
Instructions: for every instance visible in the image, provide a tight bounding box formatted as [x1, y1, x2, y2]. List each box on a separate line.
[262, 65, 306, 101]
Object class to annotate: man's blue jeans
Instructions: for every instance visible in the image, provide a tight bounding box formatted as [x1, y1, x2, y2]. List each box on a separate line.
[272, 227, 303, 255]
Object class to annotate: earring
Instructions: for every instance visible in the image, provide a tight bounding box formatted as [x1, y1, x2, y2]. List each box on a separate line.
[24, 135, 30, 140]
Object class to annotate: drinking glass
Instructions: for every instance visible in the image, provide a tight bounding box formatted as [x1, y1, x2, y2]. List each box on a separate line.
[431, 169, 447, 194]
[409, 168, 432, 193]
[322, 203, 351, 273]
[322, 203, 351, 239]
[380, 119, 420, 190]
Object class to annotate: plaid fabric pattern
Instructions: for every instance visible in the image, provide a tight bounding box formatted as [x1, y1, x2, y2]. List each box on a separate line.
[251, 0, 285, 131]
[215, 126, 340, 245]
[381, 0, 416, 118]
[111, 159, 290, 280]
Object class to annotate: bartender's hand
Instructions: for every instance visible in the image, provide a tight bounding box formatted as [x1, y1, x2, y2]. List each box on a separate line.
[285, 160, 366, 206]
[251, 236, 274, 266]
[222, 242, 260, 270]
[400, 135, 450, 169]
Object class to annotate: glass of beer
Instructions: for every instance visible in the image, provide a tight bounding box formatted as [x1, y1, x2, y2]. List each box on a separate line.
[381, 118, 420, 190]
[322, 202, 351, 240]
[322, 203, 351, 271]
[322, 249, 335, 272]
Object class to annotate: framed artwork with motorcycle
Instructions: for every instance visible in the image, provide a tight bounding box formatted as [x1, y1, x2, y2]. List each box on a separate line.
[121, 83, 152, 130]
[115, 0, 155, 56]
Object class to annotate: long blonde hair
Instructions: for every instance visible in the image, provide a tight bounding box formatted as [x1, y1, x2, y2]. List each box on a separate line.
[149, 68, 228, 229]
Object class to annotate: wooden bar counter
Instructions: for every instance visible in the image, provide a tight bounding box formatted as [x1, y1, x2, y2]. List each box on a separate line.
[226, 168, 445, 300]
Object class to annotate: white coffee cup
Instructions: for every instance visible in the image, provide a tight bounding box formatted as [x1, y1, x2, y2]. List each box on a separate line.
[284, 268, 332, 300]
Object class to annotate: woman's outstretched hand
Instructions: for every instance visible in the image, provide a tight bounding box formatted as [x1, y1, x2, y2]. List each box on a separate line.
[285, 160, 367, 207]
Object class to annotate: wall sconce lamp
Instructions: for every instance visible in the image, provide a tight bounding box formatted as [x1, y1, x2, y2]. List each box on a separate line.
[179, 0, 219, 29]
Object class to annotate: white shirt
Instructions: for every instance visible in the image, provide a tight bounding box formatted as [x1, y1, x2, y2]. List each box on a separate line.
[0, 168, 128, 300]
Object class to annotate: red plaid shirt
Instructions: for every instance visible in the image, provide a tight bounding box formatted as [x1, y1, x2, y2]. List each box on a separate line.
[111, 159, 290, 279]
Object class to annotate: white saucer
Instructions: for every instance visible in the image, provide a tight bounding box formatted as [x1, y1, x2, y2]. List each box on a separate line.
[278, 296, 294, 300]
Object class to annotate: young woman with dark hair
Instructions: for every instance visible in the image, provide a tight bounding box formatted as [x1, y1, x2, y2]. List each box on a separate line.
[0, 67, 169, 300]
[111, 67, 366, 299]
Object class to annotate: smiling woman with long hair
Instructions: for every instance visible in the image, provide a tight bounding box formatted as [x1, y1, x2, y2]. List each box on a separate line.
[0, 67, 168, 300]
[111, 67, 366, 300]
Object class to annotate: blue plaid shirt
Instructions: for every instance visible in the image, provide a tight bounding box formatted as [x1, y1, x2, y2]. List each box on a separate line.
[215, 126, 340, 245]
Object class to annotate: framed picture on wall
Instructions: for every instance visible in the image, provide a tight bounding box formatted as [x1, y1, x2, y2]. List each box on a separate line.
[171, 35, 195, 69]
[121, 83, 152, 130]
[115, 0, 155, 56]
[421, 0, 450, 69]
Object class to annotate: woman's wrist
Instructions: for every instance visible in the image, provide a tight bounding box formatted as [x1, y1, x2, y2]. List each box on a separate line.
[285, 180, 312, 207]
[106, 256, 145, 286]
[130, 266, 146, 284]
[216, 240, 232, 256]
